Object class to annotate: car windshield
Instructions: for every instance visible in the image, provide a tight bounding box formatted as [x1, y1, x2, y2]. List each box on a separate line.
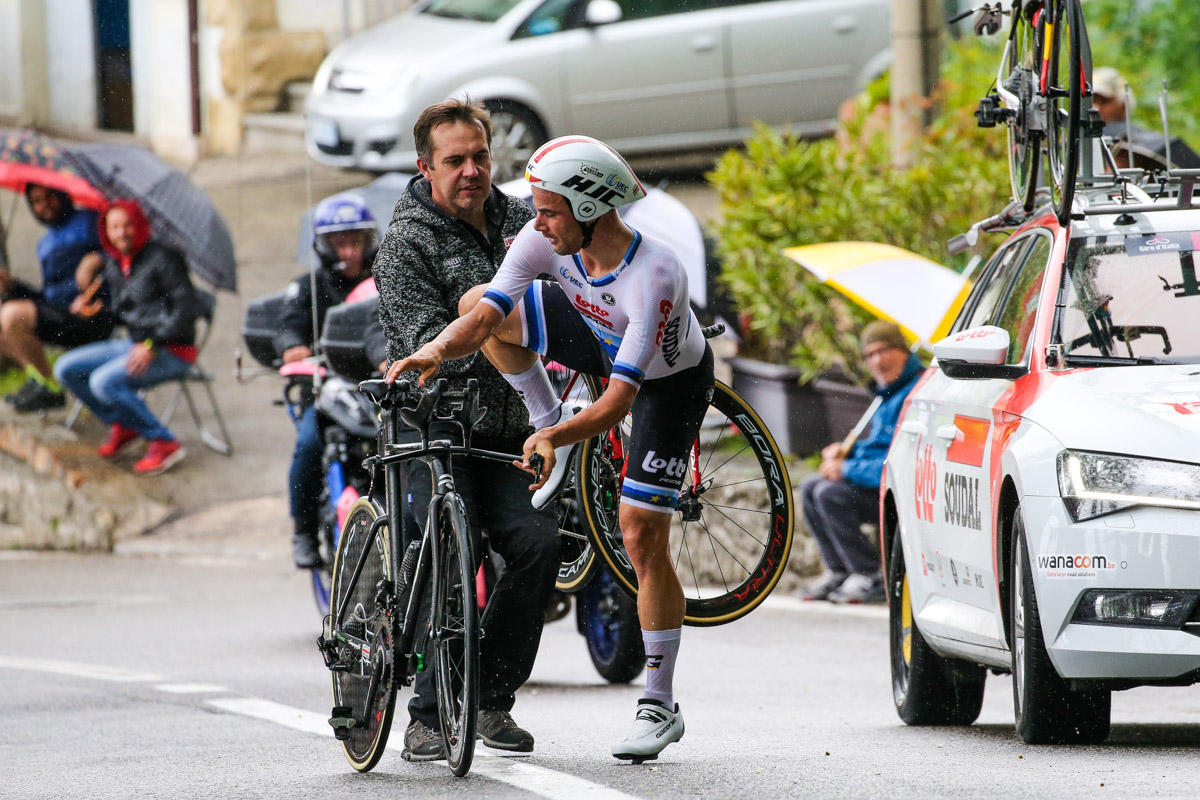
[421, 0, 525, 22]
[1059, 234, 1200, 362]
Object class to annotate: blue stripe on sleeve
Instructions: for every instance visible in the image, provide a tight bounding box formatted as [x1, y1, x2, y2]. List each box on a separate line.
[482, 288, 515, 316]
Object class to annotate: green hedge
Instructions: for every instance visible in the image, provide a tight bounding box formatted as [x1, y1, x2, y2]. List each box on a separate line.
[709, 38, 1008, 381]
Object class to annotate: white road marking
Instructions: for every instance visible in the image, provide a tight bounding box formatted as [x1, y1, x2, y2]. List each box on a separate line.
[155, 683, 229, 694]
[208, 695, 642, 799]
[207, 697, 333, 737]
[0, 656, 162, 682]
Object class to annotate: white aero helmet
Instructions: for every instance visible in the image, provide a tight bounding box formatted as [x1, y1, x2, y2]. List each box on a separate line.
[525, 135, 646, 223]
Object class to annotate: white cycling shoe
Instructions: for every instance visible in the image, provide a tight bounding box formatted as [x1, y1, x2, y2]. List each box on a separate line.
[531, 404, 581, 510]
[611, 699, 685, 763]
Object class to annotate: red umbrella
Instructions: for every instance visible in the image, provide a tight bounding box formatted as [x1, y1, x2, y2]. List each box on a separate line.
[0, 128, 106, 210]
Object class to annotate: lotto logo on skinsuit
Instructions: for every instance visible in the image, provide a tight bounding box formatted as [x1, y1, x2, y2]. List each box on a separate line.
[914, 443, 936, 522]
[642, 450, 686, 478]
[503, 235, 517, 251]
[655, 299, 674, 347]
[574, 294, 614, 328]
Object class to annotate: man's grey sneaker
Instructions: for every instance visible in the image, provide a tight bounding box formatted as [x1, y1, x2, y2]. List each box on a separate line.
[612, 699, 684, 763]
[477, 709, 534, 752]
[11, 381, 65, 412]
[401, 720, 446, 762]
[827, 571, 885, 605]
[291, 533, 322, 569]
[531, 404, 581, 509]
[799, 570, 849, 601]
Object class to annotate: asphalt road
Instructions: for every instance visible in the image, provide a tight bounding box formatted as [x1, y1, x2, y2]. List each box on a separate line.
[3, 512, 1200, 800]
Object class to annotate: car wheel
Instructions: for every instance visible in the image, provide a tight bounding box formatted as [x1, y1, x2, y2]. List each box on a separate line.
[484, 101, 547, 184]
[888, 530, 986, 725]
[1011, 505, 1111, 744]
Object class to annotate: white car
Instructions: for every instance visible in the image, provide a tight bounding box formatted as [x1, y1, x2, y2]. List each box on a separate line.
[304, 0, 891, 179]
[883, 188, 1200, 744]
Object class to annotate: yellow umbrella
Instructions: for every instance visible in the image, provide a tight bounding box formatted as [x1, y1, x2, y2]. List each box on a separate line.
[781, 241, 971, 347]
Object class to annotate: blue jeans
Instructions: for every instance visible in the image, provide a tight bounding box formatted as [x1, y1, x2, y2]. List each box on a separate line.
[289, 405, 325, 537]
[54, 338, 192, 442]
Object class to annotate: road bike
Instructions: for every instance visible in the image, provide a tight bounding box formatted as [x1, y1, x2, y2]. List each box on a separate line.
[965, 0, 1096, 224]
[317, 377, 537, 777]
[549, 323, 796, 626]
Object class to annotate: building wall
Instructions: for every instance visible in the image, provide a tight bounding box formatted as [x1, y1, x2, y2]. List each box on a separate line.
[0, 0, 50, 125]
[46, 0, 98, 131]
[131, 0, 198, 161]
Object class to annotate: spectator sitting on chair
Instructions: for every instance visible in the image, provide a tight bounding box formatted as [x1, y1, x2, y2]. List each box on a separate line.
[800, 320, 924, 604]
[0, 184, 115, 412]
[54, 199, 201, 476]
[276, 194, 378, 569]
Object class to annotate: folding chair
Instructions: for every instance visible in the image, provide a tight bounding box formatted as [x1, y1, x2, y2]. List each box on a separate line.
[63, 289, 234, 456]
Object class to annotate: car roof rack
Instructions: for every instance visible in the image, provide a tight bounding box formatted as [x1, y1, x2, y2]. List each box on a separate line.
[947, 198, 1042, 255]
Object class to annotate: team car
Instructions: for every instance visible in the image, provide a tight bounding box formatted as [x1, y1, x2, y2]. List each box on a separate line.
[883, 184, 1200, 744]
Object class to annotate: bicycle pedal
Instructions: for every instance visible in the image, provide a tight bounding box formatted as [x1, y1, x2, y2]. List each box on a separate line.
[329, 706, 357, 740]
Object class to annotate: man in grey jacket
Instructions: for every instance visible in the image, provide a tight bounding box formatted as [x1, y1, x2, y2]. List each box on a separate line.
[373, 98, 559, 762]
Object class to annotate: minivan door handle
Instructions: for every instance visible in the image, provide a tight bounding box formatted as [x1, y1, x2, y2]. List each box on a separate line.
[690, 34, 717, 53]
[900, 421, 927, 437]
[935, 423, 961, 442]
[832, 15, 857, 34]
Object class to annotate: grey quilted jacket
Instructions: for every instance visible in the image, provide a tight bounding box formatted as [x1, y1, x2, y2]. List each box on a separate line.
[374, 176, 535, 441]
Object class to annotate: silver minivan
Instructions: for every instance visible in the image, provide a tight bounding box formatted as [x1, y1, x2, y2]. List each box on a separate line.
[305, 0, 892, 179]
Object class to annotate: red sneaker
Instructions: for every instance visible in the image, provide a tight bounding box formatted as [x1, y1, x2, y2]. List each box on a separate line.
[133, 438, 186, 475]
[97, 424, 140, 458]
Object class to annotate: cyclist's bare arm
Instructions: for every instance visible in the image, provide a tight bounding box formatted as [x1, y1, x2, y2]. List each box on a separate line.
[385, 302, 503, 385]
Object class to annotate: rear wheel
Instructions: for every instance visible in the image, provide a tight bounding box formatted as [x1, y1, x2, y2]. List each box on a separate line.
[579, 381, 794, 626]
[1005, 1, 1045, 210]
[329, 498, 396, 772]
[1011, 506, 1110, 743]
[431, 494, 479, 776]
[888, 531, 985, 725]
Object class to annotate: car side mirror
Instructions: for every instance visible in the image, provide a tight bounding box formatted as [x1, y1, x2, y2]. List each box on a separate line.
[933, 326, 1027, 380]
[585, 0, 622, 27]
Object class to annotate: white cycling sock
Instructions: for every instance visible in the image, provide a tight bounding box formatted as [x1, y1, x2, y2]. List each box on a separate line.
[641, 627, 681, 707]
[502, 361, 561, 430]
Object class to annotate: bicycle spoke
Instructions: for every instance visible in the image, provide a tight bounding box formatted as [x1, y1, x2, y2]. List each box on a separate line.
[679, 526, 702, 599]
[702, 502, 771, 516]
[704, 476, 768, 492]
[673, 519, 688, 570]
[703, 442, 754, 479]
[706, 503, 768, 550]
[700, 422, 729, 475]
[700, 517, 731, 593]
[701, 522, 756, 577]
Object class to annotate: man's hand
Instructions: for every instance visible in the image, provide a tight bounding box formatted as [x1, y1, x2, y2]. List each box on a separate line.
[0, 269, 12, 295]
[385, 347, 443, 386]
[818, 455, 844, 482]
[75, 253, 103, 290]
[820, 441, 844, 461]
[126, 342, 155, 377]
[282, 345, 312, 363]
[515, 429, 556, 491]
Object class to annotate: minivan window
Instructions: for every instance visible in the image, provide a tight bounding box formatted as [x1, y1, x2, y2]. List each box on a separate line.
[957, 239, 1030, 332]
[424, 0, 526, 22]
[994, 234, 1051, 365]
[514, 0, 581, 37]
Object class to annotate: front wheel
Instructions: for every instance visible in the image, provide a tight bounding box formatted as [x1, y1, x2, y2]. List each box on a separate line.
[1043, 0, 1087, 225]
[579, 381, 795, 626]
[1011, 506, 1110, 743]
[888, 530, 985, 725]
[431, 494, 479, 776]
[329, 498, 397, 772]
[577, 570, 645, 684]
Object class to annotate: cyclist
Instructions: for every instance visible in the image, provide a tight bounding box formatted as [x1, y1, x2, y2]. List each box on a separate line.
[276, 193, 378, 568]
[387, 135, 714, 762]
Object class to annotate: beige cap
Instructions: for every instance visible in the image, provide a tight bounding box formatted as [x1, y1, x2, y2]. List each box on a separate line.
[860, 319, 907, 352]
[1093, 67, 1135, 111]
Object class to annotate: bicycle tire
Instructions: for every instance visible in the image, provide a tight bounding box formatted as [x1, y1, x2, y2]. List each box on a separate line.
[553, 372, 600, 592]
[329, 497, 397, 772]
[312, 518, 338, 616]
[431, 493, 479, 777]
[1043, 0, 1085, 224]
[578, 380, 794, 626]
[1005, 0, 1044, 211]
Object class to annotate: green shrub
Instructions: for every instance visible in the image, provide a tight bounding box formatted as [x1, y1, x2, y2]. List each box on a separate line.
[709, 38, 1008, 381]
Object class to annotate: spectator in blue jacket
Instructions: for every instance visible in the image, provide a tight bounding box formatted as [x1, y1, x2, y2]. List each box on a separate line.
[0, 185, 115, 412]
[800, 320, 924, 604]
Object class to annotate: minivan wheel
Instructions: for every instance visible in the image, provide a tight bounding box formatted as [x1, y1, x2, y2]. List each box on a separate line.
[888, 531, 986, 725]
[1011, 506, 1111, 744]
[484, 101, 547, 184]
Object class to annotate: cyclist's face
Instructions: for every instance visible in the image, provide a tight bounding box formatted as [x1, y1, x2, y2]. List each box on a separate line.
[418, 120, 491, 219]
[531, 188, 582, 255]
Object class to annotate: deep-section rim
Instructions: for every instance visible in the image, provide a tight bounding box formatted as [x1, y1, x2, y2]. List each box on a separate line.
[432, 494, 479, 777]
[329, 497, 396, 772]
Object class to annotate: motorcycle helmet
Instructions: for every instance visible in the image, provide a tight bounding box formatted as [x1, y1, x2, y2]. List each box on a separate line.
[312, 194, 380, 273]
[525, 135, 646, 246]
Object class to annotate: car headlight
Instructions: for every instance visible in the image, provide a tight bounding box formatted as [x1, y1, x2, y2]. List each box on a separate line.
[1057, 450, 1200, 522]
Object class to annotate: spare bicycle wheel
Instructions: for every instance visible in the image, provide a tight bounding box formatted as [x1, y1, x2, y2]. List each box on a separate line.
[1043, 0, 1085, 224]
